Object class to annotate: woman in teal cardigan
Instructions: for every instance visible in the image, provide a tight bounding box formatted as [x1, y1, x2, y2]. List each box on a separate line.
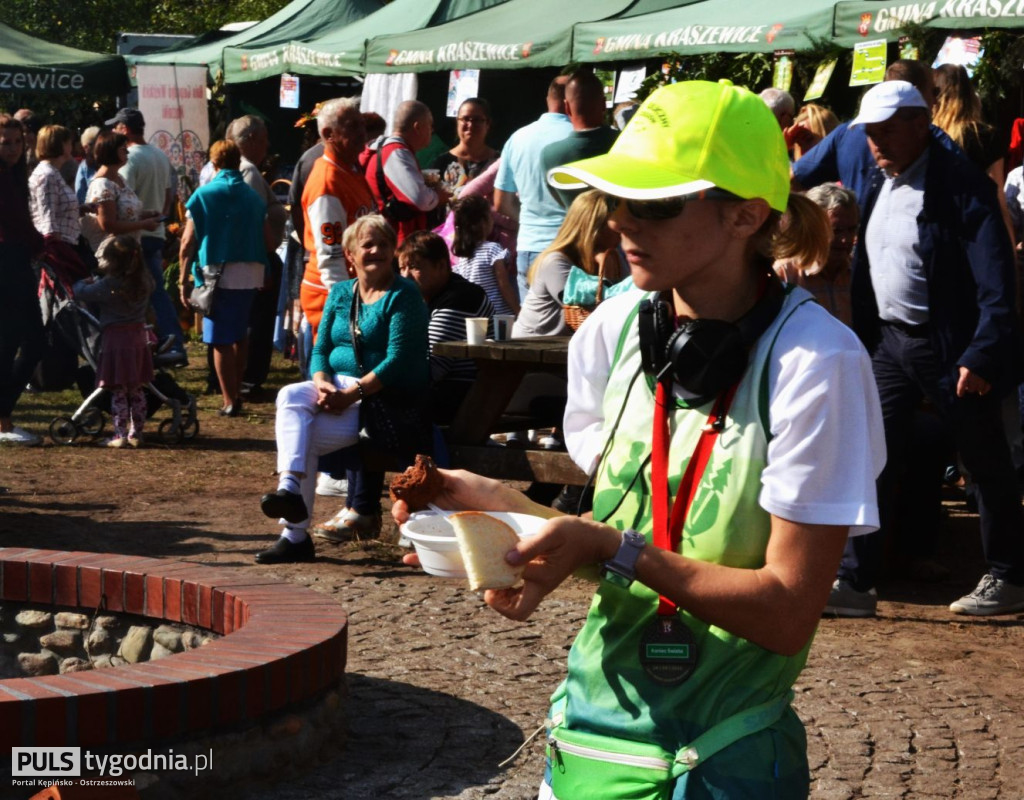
[257, 214, 430, 565]
[179, 140, 272, 416]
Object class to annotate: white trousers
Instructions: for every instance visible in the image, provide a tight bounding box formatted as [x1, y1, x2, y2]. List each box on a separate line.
[274, 377, 360, 531]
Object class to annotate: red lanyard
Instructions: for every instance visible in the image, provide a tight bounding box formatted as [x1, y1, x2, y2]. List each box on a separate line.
[650, 380, 738, 616]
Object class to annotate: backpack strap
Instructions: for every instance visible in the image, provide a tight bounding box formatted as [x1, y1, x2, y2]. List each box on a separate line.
[374, 138, 396, 213]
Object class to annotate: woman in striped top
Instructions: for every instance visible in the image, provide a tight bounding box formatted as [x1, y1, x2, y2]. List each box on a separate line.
[399, 230, 494, 423]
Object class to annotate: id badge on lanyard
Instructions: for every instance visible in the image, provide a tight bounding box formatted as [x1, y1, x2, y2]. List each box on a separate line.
[641, 380, 737, 685]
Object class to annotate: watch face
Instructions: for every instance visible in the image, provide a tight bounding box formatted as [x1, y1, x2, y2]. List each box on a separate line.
[624, 530, 646, 548]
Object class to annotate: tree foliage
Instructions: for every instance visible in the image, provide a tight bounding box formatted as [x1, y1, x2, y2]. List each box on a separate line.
[0, 0, 293, 55]
[1, 0, 293, 126]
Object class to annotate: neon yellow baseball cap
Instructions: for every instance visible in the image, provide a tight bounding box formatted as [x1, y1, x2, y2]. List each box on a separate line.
[548, 79, 790, 213]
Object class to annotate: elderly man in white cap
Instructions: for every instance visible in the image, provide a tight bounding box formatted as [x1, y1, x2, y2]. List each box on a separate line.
[829, 80, 1024, 619]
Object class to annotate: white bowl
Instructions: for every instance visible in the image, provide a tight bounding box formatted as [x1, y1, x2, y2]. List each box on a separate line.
[401, 511, 547, 579]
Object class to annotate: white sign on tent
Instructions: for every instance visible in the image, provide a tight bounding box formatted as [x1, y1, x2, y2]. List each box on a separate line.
[135, 65, 210, 198]
[446, 69, 480, 116]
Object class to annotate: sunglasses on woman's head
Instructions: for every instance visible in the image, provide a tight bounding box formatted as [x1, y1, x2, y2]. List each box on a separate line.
[610, 188, 741, 220]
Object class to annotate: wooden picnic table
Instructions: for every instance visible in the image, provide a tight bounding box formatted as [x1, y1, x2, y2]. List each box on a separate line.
[433, 336, 588, 485]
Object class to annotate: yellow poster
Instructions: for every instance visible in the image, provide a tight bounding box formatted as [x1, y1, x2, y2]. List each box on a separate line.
[804, 59, 837, 101]
[850, 39, 887, 87]
[773, 51, 794, 92]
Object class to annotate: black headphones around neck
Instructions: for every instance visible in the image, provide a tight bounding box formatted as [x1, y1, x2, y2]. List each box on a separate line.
[638, 274, 784, 404]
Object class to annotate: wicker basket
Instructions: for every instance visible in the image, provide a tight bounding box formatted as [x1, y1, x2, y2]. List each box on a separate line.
[562, 257, 606, 331]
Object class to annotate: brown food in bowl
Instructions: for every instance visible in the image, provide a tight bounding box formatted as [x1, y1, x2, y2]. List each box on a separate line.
[389, 454, 443, 510]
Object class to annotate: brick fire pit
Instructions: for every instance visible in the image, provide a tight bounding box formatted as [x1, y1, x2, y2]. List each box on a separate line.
[0, 548, 348, 752]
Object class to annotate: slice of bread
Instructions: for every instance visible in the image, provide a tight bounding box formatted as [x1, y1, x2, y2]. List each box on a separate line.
[449, 512, 523, 591]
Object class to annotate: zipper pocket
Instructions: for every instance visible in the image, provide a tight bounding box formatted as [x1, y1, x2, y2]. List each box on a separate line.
[549, 736, 671, 771]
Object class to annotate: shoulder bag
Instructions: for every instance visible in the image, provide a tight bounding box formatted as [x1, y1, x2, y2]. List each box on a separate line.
[348, 287, 433, 456]
[188, 263, 224, 316]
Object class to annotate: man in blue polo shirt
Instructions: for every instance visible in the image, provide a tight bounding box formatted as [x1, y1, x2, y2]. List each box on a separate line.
[493, 76, 572, 300]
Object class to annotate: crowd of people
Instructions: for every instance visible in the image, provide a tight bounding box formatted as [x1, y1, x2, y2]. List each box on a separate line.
[5, 58, 1024, 798]
[1, 107, 186, 448]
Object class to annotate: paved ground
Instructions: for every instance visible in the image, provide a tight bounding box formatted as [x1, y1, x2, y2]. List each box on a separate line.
[2, 365, 1023, 798]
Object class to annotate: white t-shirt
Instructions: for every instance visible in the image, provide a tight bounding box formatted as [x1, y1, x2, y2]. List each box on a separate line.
[563, 288, 886, 536]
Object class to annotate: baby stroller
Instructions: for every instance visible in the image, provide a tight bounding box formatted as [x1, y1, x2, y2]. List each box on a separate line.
[36, 258, 199, 445]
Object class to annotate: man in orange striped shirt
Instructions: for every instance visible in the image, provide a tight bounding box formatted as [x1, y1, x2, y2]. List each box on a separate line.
[300, 97, 375, 337]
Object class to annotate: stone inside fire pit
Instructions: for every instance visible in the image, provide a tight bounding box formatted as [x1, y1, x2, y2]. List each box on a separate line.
[0, 601, 218, 679]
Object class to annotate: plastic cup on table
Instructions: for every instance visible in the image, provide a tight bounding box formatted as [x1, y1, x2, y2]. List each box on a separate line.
[493, 314, 515, 341]
[465, 317, 488, 345]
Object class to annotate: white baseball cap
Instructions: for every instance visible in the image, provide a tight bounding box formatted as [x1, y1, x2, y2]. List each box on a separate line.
[850, 81, 928, 127]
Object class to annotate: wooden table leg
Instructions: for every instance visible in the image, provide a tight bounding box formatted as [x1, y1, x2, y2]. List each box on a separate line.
[445, 362, 527, 444]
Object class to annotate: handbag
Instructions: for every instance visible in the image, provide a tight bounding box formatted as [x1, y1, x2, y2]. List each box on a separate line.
[562, 257, 607, 332]
[188, 263, 224, 315]
[348, 288, 433, 456]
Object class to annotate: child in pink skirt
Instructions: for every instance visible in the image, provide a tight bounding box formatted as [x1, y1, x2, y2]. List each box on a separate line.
[73, 235, 155, 448]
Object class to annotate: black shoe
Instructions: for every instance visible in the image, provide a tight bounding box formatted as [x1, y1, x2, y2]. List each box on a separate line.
[260, 489, 308, 523]
[218, 400, 242, 417]
[255, 536, 315, 564]
[552, 484, 594, 515]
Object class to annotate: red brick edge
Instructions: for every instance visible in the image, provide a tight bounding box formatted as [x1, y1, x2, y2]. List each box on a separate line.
[0, 549, 348, 751]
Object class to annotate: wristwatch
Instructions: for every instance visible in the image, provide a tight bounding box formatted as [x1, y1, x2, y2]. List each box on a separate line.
[601, 529, 647, 588]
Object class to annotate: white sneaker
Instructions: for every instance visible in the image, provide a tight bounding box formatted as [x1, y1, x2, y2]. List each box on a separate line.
[316, 473, 349, 497]
[537, 434, 564, 451]
[312, 508, 381, 542]
[505, 430, 529, 447]
[0, 427, 41, 445]
[949, 574, 1024, 616]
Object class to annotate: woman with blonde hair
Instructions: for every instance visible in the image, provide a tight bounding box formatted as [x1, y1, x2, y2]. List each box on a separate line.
[513, 189, 623, 338]
[257, 214, 429, 564]
[788, 103, 839, 160]
[933, 63, 1013, 242]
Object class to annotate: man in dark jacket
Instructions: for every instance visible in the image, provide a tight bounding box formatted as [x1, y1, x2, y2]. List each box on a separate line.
[828, 81, 1024, 618]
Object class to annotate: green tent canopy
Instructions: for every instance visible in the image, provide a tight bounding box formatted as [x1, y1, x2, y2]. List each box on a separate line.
[362, 0, 651, 73]
[0, 21, 127, 94]
[571, 0, 838, 63]
[129, 0, 382, 80]
[834, 0, 1024, 45]
[223, 0, 511, 84]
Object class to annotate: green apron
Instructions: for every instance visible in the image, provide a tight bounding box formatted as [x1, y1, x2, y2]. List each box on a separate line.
[550, 290, 815, 799]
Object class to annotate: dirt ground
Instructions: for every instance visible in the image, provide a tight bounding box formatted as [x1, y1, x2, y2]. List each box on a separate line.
[2, 351, 1024, 799]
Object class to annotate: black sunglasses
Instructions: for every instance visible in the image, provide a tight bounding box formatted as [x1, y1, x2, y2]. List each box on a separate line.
[611, 188, 741, 220]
